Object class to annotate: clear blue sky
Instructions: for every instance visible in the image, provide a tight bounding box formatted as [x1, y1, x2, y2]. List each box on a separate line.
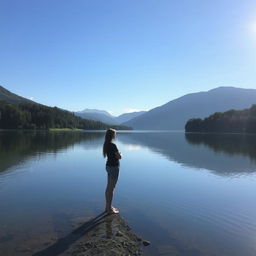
[1, 0, 256, 116]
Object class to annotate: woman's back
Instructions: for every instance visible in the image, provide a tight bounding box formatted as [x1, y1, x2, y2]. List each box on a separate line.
[105, 142, 119, 167]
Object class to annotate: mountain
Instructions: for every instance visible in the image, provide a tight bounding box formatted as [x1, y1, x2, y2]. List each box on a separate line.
[75, 109, 147, 125]
[75, 112, 119, 125]
[116, 111, 146, 123]
[0, 85, 36, 104]
[0, 86, 130, 130]
[185, 104, 256, 133]
[78, 108, 113, 117]
[123, 87, 256, 130]
[75, 109, 118, 125]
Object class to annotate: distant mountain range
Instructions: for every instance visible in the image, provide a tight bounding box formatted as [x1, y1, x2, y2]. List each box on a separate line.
[75, 109, 119, 125]
[116, 111, 147, 123]
[77, 109, 113, 117]
[0, 85, 144, 127]
[75, 109, 146, 125]
[2, 85, 256, 130]
[123, 87, 256, 130]
[0, 85, 130, 130]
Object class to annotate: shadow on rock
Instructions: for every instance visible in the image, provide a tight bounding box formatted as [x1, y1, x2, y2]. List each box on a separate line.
[32, 212, 145, 256]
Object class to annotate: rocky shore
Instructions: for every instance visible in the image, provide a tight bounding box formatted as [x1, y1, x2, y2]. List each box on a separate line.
[61, 212, 148, 256]
[32, 212, 149, 256]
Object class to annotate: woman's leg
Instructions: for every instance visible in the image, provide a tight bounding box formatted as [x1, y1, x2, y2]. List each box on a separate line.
[105, 176, 118, 213]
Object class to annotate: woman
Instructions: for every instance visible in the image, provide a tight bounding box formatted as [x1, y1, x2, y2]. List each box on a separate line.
[103, 128, 122, 214]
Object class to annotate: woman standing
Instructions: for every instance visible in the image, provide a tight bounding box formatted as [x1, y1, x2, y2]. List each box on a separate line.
[103, 128, 122, 214]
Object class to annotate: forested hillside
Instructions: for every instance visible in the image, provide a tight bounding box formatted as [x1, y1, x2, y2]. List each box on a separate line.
[0, 101, 129, 130]
[185, 105, 256, 133]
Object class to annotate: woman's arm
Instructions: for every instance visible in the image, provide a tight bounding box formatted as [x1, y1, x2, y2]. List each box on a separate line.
[115, 152, 122, 159]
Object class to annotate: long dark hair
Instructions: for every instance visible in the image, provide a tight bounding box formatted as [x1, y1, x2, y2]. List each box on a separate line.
[103, 128, 116, 158]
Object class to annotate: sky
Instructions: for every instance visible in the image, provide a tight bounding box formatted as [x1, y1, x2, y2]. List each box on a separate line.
[1, 0, 256, 116]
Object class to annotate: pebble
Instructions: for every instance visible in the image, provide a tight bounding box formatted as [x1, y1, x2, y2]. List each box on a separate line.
[142, 240, 150, 246]
[115, 231, 123, 237]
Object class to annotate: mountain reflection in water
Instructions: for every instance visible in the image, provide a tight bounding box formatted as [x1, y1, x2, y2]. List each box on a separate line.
[117, 131, 256, 176]
[0, 131, 256, 256]
[1, 131, 256, 177]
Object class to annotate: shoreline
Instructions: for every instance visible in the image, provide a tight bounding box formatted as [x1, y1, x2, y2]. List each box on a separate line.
[33, 213, 148, 256]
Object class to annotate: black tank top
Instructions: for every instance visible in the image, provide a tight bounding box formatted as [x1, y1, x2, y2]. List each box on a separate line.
[106, 142, 119, 167]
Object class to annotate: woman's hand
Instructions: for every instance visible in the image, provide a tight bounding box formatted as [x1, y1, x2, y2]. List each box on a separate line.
[115, 152, 122, 160]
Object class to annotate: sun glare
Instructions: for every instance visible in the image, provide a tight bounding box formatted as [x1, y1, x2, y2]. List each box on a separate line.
[252, 22, 256, 33]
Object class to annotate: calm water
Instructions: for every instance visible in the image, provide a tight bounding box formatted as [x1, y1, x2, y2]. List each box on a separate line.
[0, 130, 256, 256]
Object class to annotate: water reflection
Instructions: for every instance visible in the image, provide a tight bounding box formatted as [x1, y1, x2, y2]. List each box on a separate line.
[185, 133, 256, 161]
[0, 131, 104, 174]
[0, 131, 256, 256]
[1, 131, 256, 177]
[117, 132, 256, 176]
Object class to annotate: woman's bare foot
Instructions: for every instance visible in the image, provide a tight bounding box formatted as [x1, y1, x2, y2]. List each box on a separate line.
[111, 206, 119, 213]
[105, 206, 119, 214]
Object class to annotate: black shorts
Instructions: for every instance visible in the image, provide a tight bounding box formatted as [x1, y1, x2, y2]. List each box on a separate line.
[106, 166, 119, 180]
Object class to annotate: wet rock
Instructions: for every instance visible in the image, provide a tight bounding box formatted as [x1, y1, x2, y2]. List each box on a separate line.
[142, 240, 151, 246]
[63, 214, 143, 256]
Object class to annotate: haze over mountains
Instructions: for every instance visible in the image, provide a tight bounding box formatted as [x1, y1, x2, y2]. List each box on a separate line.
[75, 109, 119, 125]
[75, 109, 146, 125]
[123, 87, 256, 130]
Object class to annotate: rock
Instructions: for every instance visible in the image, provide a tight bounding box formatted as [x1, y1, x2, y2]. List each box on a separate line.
[142, 240, 151, 246]
[115, 231, 123, 237]
[62, 214, 143, 256]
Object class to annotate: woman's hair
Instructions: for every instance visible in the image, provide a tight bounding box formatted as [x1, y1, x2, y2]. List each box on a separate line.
[103, 128, 116, 158]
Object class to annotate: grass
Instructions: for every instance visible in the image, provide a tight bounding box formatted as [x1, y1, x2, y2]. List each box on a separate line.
[49, 128, 83, 131]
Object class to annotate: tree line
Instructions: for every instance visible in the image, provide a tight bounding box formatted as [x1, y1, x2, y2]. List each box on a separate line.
[185, 104, 256, 133]
[0, 101, 130, 130]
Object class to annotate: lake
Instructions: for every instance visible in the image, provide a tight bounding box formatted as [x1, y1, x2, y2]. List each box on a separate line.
[0, 130, 256, 256]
